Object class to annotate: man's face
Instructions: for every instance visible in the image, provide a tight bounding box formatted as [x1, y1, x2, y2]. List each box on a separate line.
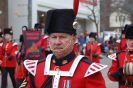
[5, 34, 12, 41]
[121, 34, 125, 38]
[90, 37, 95, 43]
[0, 37, 3, 42]
[49, 33, 76, 58]
[127, 39, 133, 50]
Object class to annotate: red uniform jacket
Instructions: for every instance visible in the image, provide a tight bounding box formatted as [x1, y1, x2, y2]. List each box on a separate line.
[84, 42, 101, 63]
[0, 42, 18, 67]
[117, 38, 127, 52]
[15, 52, 27, 79]
[108, 50, 133, 88]
[41, 35, 48, 58]
[22, 52, 106, 88]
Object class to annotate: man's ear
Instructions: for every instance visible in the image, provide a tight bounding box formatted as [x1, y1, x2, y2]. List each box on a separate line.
[73, 35, 77, 44]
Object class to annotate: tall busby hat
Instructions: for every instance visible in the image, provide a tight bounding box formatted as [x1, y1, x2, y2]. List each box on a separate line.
[19, 34, 24, 43]
[125, 24, 133, 39]
[45, 0, 79, 35]
[0, 32, 3, 38]
[121, 24, 128, 34]
[4, 28, 13, 35]
[34, 23, 42, 29]
[89, 32, 97, 39]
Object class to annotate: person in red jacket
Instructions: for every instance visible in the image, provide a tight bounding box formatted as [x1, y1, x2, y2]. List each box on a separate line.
[0, 28, 18, 88]
[19, 1, 107, 88]
[15, 34, 27, 88]
[108, 24, 133, 88]
[34, 23, 51, 58]
[117, 25, 128, 52]
[84, 32, 101, 63]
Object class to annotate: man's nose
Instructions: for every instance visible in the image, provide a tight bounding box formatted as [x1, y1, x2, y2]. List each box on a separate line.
[55, 37, 61, 44]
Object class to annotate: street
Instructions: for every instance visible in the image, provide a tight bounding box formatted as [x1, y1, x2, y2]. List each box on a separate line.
[0, 56, 118, 88]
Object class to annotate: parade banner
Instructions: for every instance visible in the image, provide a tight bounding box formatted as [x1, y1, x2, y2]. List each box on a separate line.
[23, 30, 43, 60]
[79, 0, 97, 5]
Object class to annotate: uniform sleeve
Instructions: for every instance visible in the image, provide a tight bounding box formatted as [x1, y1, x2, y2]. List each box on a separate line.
[107, 60, 121, 81]
[96, 45, 101, 56]
[11, 44, 18, 58]
[84, 43, 88, 56]
[117, 43, 121, 52]
[85, 72, 106, 88]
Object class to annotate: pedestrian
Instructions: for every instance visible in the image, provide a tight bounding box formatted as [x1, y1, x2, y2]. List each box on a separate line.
[84, 32, 101, 63]
[117, 25, 127, 52]
[78, 33, 86, 54]
[20, 0, 107, 87]
[0, 28, 18, 88]
[108, 24, 133, 88]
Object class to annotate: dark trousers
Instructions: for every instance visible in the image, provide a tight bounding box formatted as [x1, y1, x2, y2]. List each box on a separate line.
[1, 67, 16, 88]
[16, 78, 24, 88]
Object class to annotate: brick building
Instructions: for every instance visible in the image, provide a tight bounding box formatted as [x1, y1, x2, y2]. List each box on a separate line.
[0, 0, 8, 30]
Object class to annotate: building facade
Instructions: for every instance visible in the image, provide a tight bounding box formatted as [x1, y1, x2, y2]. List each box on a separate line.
[8, 0, 100, 40]
[0, 0, 8, 31]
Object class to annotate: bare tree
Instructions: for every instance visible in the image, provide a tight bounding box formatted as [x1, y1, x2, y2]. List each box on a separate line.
[81, 0, 100, 34]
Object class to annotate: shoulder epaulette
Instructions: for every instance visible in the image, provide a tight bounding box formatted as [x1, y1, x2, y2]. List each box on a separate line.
[84, 62, 108, 77]
[24, 60, 38, 76]
[12, 42, 18, 46]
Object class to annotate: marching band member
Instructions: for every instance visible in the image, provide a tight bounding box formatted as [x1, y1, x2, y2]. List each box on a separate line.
[20, 0, 107, 88]
[108, 24, 133, 88]
[1, 28, 18, 88]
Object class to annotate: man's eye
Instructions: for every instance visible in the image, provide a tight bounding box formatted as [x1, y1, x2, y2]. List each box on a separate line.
[60, 36, 66, 38]
[51, 36, 57, 38]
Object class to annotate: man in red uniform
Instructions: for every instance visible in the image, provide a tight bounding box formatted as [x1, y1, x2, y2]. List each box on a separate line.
[34, 23, 51, 58]
[20, 0, 107, 88]
[117, 25, 128, 52]
[15, 34, 27, 88]
[108, 24, 133, 88]
[84, 32, 101, 63]
[0, 28, 18, 88]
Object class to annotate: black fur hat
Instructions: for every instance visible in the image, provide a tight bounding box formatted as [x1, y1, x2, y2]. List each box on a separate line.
[45, 9, 76, 35]
[125, 24, 133, 39]
[121, 24, 128, 34]
[0, 32, 3, 38]
[4, 28, 13, 35]
[34, 23, 42, 29]
[89, 32, 97, 39]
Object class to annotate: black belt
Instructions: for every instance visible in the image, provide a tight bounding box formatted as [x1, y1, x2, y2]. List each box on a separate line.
[119, 81, 133, 86]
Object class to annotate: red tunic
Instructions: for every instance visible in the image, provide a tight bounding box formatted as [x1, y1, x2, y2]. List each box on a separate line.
[84, 42, 101, 63]
[0, 42, 18, 67]
[108, 50, 133, 88]
[117, 38, 127, 52]
[23, 56, 106, 88]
